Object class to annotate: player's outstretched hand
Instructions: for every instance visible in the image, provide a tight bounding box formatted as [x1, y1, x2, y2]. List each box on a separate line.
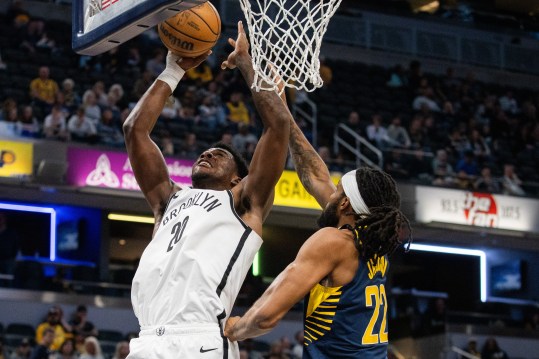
[221, 21, 250, 70]
[223, 316, 241, 341]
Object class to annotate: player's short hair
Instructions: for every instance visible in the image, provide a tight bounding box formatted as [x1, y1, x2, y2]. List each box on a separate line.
[211, 142, 249, 179]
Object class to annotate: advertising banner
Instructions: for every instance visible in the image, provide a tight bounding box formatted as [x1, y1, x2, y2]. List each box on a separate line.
[273, 170, 340, 210]
[0, 141, 33, 177]
[416, 186, 539, 233]
[67, 147, 193, 190]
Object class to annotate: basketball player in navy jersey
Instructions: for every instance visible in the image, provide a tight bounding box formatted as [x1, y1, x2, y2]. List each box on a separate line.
[224, 116, 412, 358]
[123, 21, 290, 359]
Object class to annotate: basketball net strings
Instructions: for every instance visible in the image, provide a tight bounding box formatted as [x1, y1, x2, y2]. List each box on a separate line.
[239, 0, 343, 94]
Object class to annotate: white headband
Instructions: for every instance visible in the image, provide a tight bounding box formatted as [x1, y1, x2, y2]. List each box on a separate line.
[341, 170, 370, 215]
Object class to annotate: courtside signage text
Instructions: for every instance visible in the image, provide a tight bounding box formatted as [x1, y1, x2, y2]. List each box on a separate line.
[273, 171, 340, 210]
[0, 141, 33, 177]
[416, 186, 539, 233]
[67, 148, 193, 190]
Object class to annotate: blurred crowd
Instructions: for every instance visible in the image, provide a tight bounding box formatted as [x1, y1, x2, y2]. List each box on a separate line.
[1, 1, 537, 197]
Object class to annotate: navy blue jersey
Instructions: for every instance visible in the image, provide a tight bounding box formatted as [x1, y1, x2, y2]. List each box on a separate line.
[303, 253, 389, 358]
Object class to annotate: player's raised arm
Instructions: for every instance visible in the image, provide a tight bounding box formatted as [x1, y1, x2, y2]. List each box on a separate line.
[221, 21, 290, 217]
[289, 116, 336, 208]
[123, 52, 210, 218]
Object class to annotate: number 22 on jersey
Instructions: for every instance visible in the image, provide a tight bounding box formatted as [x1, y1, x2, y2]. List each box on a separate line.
[362, 284, 388, 345]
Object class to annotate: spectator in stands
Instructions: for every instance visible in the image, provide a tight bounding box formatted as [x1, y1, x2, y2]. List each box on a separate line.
[179, 132, 202, 160]
[0, 211, 20, 287]
[145, 48, 166, 79]
[81, 90, 101, 126]
[408, 115, 425, 149]
[91, 81, 108, 107]
[160, 132, 175, 156]
[96, 109, 124, 148]
[15, 105, 39, 138]
[232, 123, 258, 157]
[366, 113, 390, 149]
[54, 338, 77, 359]
[29, 66, 59, 117]
[474, 166, 501, 193]
[432, 149, 456, 187]
[102, 47, 121, 75]
[68, 106, 98, 144]
[60, 79, 80, 115]
[499, 90, 519, 115]
[387, 114, 411, 148]
[111, 341, 129, 359]
[267, 340, 290, 359]
[198, 95, 225, 129]
[131, 70, 154, 103]
[108, 84, 126, 110]
[423, 297, 447, 335]
[481, 337, 509, 359]
[69, 305, 97, 338]
[385, 149, 410, 180]
[409, 150, 433, 182]
[413, 87, 441, 112]
[291, 330, 303, 359]
[125, 46, 142, 73]
[35, 306, 71, 351]
[1, 98, 17, 122]
[35, 32, 57, 54]
[386, 64, 407, 88]
[470, 128, 491, 164]
[319, 55, 332, 87]
[185, 62, 214, 85]
[344, 111, 363, 135]
[10, 337, 31, 359]
[219, 131, 234, 147]
[43, 104, 69, 141]
[79, 337, 103, 359]
[460, 337, 480, 359]
[456, 150, 479, 178]
[501, 164, 525, 196]
[225, 91, 251, 127]
[31, 327, 55, 359]
[160, 95, 181, 121]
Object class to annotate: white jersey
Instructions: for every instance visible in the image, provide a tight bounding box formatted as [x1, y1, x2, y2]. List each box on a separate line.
[131, 188, 262, 327]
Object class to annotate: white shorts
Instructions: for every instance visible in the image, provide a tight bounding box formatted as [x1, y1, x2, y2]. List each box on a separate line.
[127, 324, 239, 359]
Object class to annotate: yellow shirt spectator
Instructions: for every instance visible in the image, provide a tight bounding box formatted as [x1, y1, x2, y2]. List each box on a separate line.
[185, 63, 213, 84]
[29, 66, 59, 104]
[225, 92, 250, 125]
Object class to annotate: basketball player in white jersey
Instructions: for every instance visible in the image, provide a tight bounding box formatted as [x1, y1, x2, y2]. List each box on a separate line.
[122, 21, 290, 359]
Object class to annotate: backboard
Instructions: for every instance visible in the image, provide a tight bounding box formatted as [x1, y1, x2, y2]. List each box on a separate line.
[72, 0, 207, 56]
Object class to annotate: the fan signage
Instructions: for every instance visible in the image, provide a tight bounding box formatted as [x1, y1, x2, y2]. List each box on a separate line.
[416, 186, 537, 233]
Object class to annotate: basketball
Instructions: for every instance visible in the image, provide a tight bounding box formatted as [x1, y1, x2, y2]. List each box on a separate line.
[158, 1, 221, 58]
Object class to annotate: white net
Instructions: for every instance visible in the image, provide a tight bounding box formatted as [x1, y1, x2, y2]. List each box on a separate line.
[239, 0, 342, 93]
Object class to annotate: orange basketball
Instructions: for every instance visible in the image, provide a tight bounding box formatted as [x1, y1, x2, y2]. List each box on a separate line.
[158, 1, 221, 58]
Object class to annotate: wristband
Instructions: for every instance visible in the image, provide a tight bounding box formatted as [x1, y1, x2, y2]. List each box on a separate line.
[157, 52, 186, 92]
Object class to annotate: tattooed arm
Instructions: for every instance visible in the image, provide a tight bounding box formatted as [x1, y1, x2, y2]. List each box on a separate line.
[289, 117, 336, 208]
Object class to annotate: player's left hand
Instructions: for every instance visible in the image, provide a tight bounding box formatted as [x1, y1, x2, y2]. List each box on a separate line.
[221, 21, 250, 70]
[224, 316, 241, 341]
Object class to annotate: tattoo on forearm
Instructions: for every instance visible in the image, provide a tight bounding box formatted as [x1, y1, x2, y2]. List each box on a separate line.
[289, 124, 322, 192]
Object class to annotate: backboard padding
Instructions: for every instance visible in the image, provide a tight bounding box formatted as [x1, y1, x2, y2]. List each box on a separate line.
[72, 0, 208, 56]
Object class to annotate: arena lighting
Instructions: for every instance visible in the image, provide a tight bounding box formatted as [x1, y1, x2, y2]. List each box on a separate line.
[108, 213, 155, 224]
[408, 243, 487, 302]
[252, 252, 260, 276]
[0, 202, 56, 261]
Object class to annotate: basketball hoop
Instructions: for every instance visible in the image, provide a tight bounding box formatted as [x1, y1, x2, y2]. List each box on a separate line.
[239, 0, 342, 94]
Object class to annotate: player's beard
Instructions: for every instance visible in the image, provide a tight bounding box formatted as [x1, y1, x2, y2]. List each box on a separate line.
[317, 200, 340, 228]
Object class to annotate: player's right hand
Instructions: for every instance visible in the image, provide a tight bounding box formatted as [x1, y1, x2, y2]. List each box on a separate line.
[177, 50, 213, 71]
[223, 316, 241, 341]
